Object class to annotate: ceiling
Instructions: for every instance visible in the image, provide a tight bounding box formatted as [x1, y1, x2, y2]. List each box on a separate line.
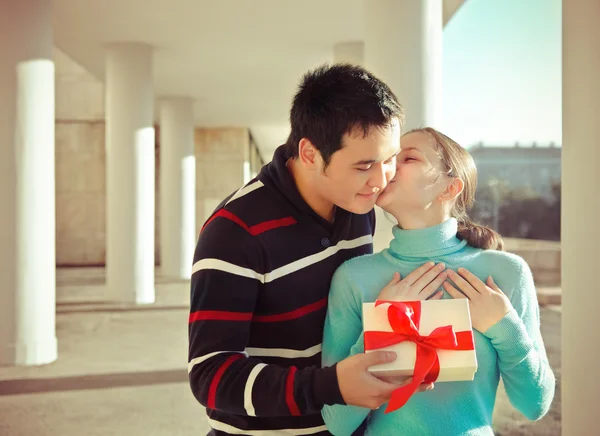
[53, 0, 465, 159]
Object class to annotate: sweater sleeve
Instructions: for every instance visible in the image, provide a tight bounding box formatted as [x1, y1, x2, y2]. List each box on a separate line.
[483, 257, 556, 421]
[188, 215, 343, 417]
[321, 264, 372, 435]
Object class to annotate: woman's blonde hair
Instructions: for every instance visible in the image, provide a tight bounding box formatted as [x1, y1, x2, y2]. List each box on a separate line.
[407, 127, 505, 251]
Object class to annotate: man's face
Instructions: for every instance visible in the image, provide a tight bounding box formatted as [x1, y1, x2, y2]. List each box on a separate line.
[313, 119, 401, 215]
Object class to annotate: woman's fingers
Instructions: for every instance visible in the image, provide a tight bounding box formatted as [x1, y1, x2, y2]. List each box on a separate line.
[486, 276, 505, 294]
[447, 270, 479, 299]
[427, 290, 444, 300]
[412, 263, 446, 291]
[456, 267, 488, 293]
[442, 281, 467, 299]
[377, 272, 402, 300]
[402, 262, 437, 286]
[420, 269, 448, 298]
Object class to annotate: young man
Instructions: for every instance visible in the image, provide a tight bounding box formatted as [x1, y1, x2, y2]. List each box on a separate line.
[188, 64, 429, 435]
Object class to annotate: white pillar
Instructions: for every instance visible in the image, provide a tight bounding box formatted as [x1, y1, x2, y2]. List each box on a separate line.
[159, 98, 196, 279]
[0, 0, 57, 365]
[333, 42, 365, 66]
[364, 0, 443, 130]
[364, 0, 443, 252]
[105, 43, 155, 304]
[562, 1, 600, 433]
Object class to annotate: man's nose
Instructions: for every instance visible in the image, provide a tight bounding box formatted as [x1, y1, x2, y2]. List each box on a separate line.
[369, 164, 387, 191]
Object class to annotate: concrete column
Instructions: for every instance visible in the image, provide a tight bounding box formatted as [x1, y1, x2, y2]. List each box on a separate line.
[364, 0, 443, 251]
[159, 98, 196, 279]
[243, 139, 252, 185]
[333, 42, 365, 66]
[0, 0, 57, 365]
[105, 43, 155, 304]
[562, 1, 600, 433]
[364, 0, 443, 130]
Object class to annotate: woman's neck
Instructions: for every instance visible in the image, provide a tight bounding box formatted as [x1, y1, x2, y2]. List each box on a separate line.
[387, 217, 466, 258]
[391, 207, 450, 230]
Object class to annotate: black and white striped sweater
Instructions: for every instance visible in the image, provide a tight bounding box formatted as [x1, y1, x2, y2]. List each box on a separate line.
[188, 145, 375, 435]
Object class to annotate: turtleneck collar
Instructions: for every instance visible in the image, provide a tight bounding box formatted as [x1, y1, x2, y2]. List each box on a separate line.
[387, 218, 467, 259]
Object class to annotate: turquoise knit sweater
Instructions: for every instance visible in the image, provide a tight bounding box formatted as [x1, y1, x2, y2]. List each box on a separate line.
[322, 218, 555, 436]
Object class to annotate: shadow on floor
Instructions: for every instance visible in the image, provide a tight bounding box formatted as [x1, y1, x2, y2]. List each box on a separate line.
[0, 369, 189, 396]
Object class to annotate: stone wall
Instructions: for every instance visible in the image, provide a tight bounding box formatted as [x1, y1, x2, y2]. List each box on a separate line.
[56, 124, 250, 266]
[55, 121, 107, 265]
[55, 47, 107, 266]
[53, 47, 253, 266]
[504, 238, 561, 286]
[194, 128, 250, 233]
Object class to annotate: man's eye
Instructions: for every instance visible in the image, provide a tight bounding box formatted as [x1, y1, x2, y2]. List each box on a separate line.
[357, 166, 371, 172]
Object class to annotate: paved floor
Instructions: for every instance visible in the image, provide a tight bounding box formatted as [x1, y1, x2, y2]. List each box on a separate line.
[0, 269, 561, 435]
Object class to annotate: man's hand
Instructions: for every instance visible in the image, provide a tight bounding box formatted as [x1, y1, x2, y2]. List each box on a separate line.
[337, 352, 434, 410]
[378, 262, 447, 301]
[379, 376, 435, 393]
[336, 351, 401, 409]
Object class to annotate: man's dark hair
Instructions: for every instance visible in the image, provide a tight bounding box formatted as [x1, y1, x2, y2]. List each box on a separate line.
[284, 63, 404, 166]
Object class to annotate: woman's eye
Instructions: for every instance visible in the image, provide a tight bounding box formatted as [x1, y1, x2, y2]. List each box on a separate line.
[404, 157, 416, 162]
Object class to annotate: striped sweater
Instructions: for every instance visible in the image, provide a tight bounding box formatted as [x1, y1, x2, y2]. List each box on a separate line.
[188, 145, 376, 435]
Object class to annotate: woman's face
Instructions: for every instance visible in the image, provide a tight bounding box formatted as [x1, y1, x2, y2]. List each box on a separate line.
[376, 131, 451, 213]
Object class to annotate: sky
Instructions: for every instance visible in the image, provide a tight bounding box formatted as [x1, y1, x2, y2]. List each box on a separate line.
[441, 0, 561, 147]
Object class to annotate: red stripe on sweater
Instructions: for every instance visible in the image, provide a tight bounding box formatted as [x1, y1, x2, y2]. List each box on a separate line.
[201, 209, 296, 236]
[253, 298, 327, 323]
[204, 209, 252, 233]
[201, 210, 222, 232]
[285, 366, 301, 416]
[207, 354, 244, 410]
[250, 217, 297, 235]
[189, 310, 253, 323]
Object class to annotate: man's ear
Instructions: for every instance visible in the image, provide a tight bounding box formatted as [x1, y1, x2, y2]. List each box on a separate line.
[438, 177, 464, 202]
[298, 138, 320, 170]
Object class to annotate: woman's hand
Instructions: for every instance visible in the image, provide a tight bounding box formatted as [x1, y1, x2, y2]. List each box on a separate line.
[377, 262, 447, 302]
[443, 267, 513, 333]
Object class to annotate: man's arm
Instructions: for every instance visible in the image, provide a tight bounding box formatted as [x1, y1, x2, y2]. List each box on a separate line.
[188, 217, 341, 417]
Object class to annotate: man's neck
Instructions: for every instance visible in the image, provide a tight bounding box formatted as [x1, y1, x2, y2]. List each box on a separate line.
[287, 159, 336, 223]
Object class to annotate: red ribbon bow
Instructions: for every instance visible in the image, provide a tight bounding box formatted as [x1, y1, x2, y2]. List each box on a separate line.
[364, 300, 474, 413]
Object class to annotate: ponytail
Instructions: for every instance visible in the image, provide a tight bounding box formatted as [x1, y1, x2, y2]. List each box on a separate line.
[457, 219, 505, 251]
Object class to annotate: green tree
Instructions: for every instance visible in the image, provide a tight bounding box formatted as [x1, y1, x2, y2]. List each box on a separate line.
[471, 182, 560, 241]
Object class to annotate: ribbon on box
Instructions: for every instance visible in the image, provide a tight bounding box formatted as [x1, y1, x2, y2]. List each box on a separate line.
[364, 300, 474, 413]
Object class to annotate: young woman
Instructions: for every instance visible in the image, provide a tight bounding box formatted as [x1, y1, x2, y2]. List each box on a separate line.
[321, 128, 555, 435]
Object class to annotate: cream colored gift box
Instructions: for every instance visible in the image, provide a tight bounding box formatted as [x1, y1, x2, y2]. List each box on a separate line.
[363, 299, 478, 382]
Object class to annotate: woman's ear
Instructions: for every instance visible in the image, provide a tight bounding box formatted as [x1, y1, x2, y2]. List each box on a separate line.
[438, 177, 464, 202]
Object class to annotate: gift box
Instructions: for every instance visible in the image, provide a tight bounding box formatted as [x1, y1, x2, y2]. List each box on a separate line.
[363, 299, 478, 412]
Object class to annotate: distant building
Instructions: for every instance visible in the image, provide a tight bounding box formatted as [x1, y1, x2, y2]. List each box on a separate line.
[468, 142, 561, 199]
